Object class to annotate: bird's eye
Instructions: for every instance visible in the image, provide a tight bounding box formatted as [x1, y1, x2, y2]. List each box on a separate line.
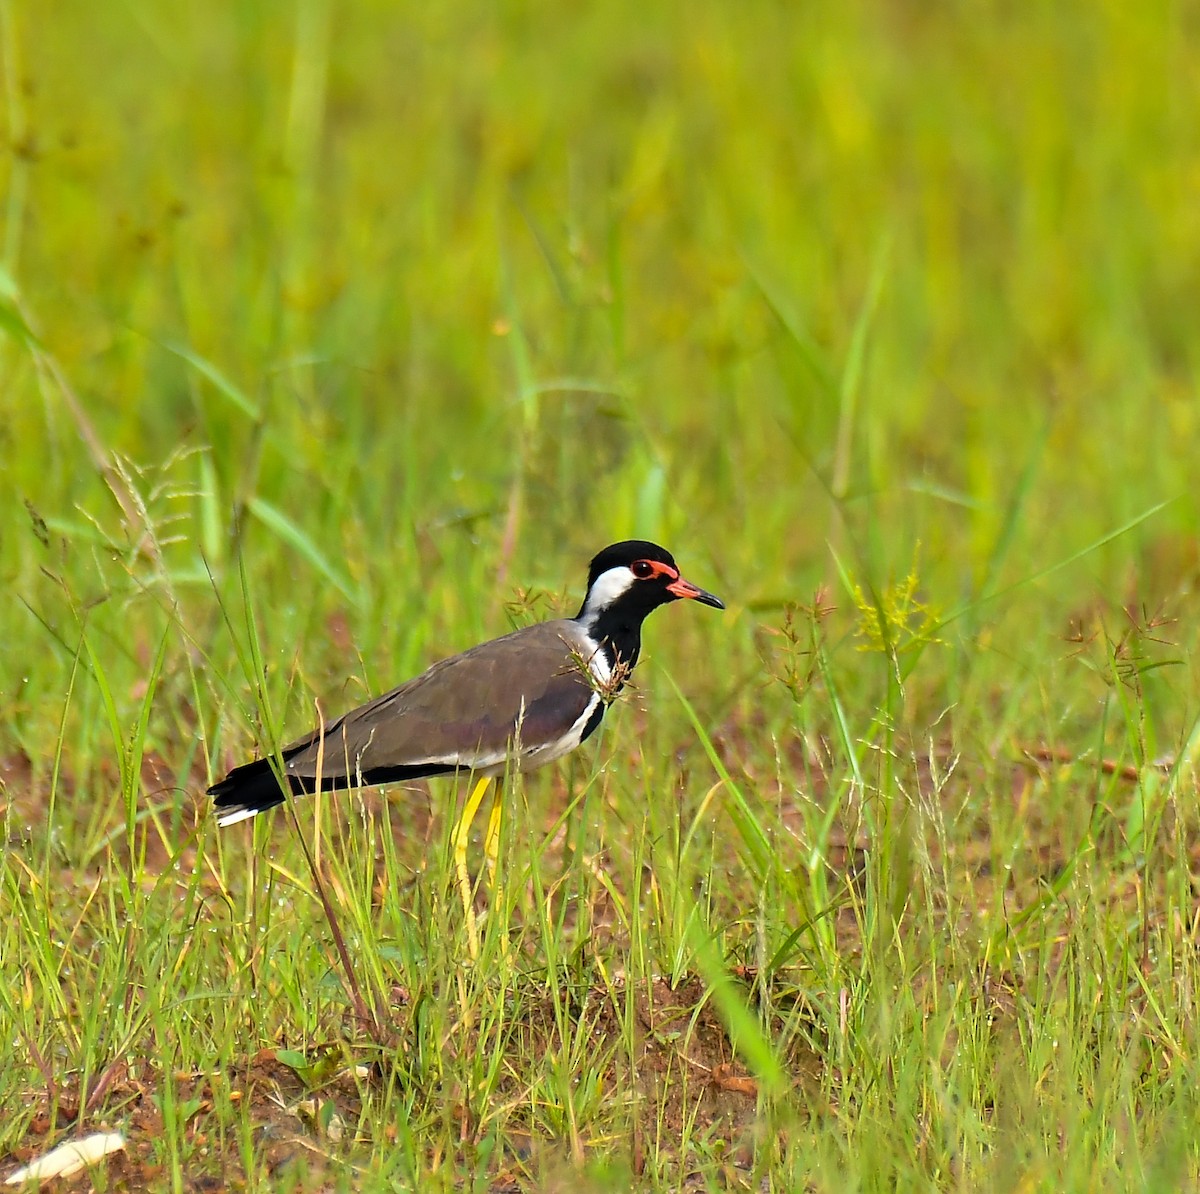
[631, 560, 654, 579]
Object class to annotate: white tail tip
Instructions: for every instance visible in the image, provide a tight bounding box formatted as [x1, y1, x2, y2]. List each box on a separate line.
[216, 806, 261, 828]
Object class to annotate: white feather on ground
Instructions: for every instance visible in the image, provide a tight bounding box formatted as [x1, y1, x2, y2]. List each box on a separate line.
[5, 1132, 125, 1186]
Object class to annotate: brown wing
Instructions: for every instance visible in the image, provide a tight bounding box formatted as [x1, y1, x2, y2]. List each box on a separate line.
[279, 619, 599, 785]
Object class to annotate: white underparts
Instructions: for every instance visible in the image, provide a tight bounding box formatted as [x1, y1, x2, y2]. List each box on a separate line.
[582, 636, 614, 688]
[516, 690, 603, 769]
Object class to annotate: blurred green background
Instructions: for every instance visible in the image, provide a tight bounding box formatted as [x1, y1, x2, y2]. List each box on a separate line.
[9, 2, 1198, 579]
[7, 0, 1200, 767]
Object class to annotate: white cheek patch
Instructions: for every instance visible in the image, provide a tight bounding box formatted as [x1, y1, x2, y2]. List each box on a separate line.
[580, 566, 637, 623]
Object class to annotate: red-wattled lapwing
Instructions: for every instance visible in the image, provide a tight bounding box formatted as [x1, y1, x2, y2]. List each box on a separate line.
[208, 540, 723, 946]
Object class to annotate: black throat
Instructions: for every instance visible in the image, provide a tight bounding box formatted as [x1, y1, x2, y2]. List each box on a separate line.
[577, 605, 647, 690]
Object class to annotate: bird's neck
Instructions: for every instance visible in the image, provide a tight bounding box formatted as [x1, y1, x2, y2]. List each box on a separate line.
[577, 607, 643, 681]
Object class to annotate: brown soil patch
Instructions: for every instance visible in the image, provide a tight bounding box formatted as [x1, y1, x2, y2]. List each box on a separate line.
[4, 976, 815, 1192]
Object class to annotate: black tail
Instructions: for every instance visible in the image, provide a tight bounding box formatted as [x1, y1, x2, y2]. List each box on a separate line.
[208, 757, 296, 826]
[210, 749, 458, 827]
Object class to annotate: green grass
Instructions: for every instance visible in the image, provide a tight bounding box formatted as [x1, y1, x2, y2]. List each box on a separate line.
[4, 0, 1200, 1189]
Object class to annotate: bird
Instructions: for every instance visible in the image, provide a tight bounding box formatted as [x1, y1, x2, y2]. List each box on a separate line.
[208, 540, 723, 946]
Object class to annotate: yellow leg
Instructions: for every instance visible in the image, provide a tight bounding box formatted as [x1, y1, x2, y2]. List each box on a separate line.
[482, 779, 508, 955]
[482, 778, 504, 879]
[452, 775, 492, 959]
